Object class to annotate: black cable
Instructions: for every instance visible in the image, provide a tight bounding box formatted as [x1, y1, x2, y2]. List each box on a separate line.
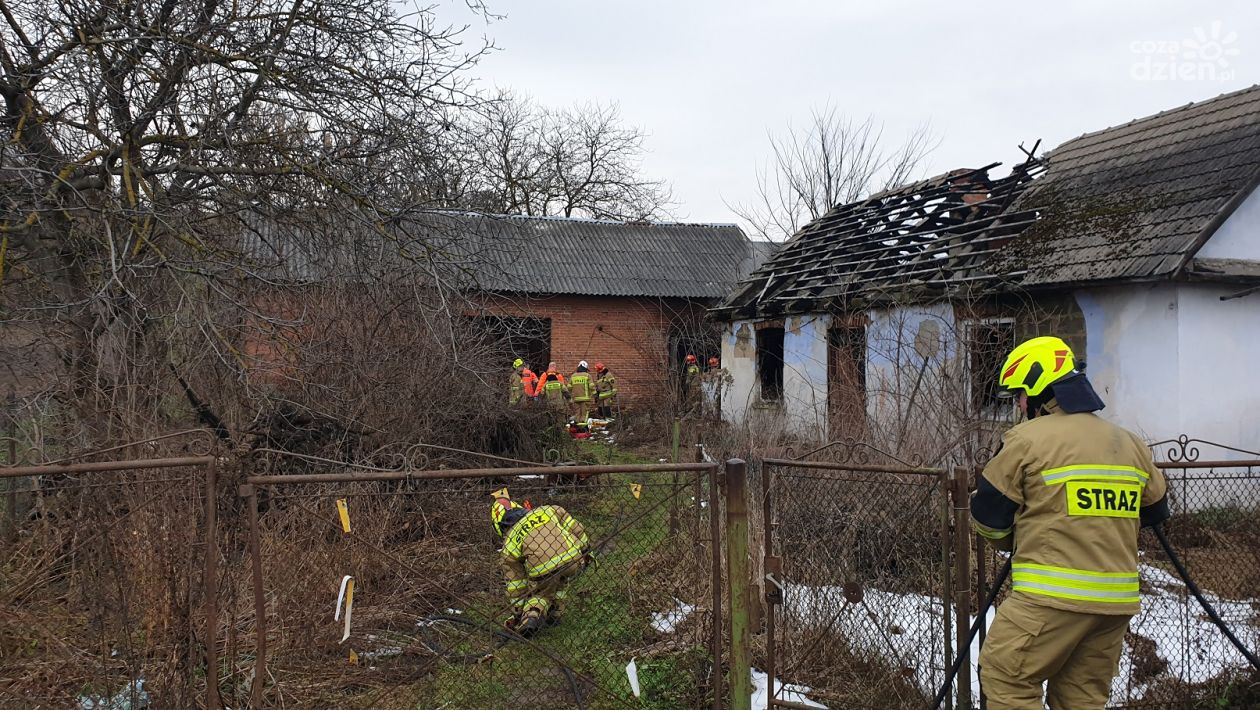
[930, 557, 1012, 710]
[1153, 523, 1260, 671]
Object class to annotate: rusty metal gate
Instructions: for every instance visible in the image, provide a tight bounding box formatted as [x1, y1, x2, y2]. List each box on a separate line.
[759, 445, 953, 710]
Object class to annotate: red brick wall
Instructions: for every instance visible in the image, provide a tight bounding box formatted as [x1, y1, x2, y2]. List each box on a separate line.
[484, 294, 711, 406]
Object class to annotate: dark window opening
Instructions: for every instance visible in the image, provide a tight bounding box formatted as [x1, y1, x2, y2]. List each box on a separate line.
[669, 324, 720, 400]
[828, 325, 867, 434]
[471, 316, 551, 372]
[966, 320, 1016, 417]
[756, 326, 785, 403]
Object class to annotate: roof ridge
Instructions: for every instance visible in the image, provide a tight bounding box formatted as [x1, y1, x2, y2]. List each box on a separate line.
[422, 209, 740, 230]
[1058, 84, 1260, 147]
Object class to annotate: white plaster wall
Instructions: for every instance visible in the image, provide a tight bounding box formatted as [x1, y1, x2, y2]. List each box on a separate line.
[781, 315, 830, 438]
[1175, 284, 1260, 450]
[1196, 185, 1260, 260]
[721, 320, 758, 423]
[1073, 284, 1181, 443]
[865, 304, 956, 427]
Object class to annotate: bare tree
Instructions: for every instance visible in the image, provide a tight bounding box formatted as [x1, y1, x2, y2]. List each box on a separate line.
[464, 90, 673, 220]
[0, 0, 491, 438]
[733, 108, 936, 241]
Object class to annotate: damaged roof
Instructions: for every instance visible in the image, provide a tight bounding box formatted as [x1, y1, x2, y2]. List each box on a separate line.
[246, 210, 763, 300]
[716, 160, 1046, 317]
[988, 84, 1260, 286]
[717, 85, 1260, 320]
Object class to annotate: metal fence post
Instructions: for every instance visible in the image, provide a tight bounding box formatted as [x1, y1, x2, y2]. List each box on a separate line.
[726, 459, 752, 710]
[242, 483, 267, 707]
[951, 466, 973, 710]
[204, 460, 221, 709]
[708, 464, 725, 710]
[939, 469, 953, 710]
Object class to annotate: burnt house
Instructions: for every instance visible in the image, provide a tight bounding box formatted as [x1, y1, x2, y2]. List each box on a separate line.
[713, 85, 1260, 449]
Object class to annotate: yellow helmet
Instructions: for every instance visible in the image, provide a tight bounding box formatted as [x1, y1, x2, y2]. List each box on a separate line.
[491, 497, 524, 536]
[512, 358, 525, 369]
[998, 336, 1076, 397]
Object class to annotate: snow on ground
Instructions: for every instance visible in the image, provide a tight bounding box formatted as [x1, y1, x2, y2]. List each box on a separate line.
[650, 598, 695, 634]
[751, 668, 826, 708]
[782, 563, 1260, 705]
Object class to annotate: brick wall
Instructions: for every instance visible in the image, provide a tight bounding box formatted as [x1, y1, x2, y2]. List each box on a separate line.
[483, 294, 712, 406]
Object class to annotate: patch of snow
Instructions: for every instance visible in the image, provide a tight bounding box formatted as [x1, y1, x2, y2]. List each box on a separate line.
[517, 474, 544, 480]
[780, 563, 1260, 706]
[651, 598, 695, 634]
[751, 668, 826, 708]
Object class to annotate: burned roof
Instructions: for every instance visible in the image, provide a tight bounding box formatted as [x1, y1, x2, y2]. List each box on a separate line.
[717, 85, 1260, 320]
[716, 160, 1045, 318]
[245, 210, 760, 300]
[988, 84, 1260, 286]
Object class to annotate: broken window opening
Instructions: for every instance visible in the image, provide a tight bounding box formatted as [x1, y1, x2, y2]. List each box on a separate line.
[965, 318, 1016, 419]
[828, 324, 867, 436]
[756, 326, 785, 403]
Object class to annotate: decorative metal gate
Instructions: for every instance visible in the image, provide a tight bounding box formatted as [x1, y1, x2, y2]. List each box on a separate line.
[760, 444, 952, 710]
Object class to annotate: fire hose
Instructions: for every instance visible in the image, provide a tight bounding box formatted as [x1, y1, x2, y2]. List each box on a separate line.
[929, 523, 1260, 710]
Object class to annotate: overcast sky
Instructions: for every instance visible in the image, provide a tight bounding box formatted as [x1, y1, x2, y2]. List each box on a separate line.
[437, 1, 1257, 232]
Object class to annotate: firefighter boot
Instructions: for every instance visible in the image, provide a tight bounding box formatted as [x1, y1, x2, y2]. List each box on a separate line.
[516, 610, 544, 638]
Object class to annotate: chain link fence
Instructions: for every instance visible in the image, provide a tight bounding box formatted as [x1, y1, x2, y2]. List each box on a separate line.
[759, 447, 951, 710]
[235, 458, 723, 709]
[0, 435, 219, 709]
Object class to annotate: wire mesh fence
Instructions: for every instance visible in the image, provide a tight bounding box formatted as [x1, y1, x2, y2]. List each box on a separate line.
[760, 453, 951, 710]
[236, 460, 722, 709]
[0, 448, 217, 709]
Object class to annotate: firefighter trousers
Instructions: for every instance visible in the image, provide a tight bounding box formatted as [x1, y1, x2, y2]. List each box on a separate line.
[979, 593, 1130, 710]
[517, 559, 584, 621]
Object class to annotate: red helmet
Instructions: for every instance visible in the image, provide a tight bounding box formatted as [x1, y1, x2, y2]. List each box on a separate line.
[594, 362, 606, 372]
[685, 354, 697, 364]
[708, 357, 719, 367]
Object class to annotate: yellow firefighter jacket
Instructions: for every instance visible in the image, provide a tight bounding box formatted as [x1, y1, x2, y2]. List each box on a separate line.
[570, 371, 595, 403]
[499, 505, 589, 599]
[972, 401, 1168, 616]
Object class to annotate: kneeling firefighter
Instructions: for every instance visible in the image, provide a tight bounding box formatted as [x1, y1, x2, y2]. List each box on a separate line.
[491, 497, 590, 636]
[971, 336, 1170, 710]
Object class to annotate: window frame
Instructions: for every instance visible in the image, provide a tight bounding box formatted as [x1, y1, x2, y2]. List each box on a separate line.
[962, 317, 1017, 422]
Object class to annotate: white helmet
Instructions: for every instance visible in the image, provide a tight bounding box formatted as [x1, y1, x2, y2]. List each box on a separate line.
[578, 360, 589, 369]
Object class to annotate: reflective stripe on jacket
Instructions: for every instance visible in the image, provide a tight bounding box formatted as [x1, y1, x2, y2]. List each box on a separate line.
[539, 372, 567, 402]
[971, 401, 1167, 615]
[570, 372, 595, 402]
[499, 505, 588, 598]
[596, 372, 618, 401]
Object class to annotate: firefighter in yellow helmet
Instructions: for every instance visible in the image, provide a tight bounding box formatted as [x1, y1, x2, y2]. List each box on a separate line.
[491, 496, 589, 636]
[972, 336, 1169, 709]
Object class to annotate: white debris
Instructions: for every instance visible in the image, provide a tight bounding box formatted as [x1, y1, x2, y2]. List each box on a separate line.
[751, 668, 826, 708]
[651, 598, 696, 634]
[517, 474, 545, 480]
[781, 564, 1260, 705]
[626, 657, 641, 698]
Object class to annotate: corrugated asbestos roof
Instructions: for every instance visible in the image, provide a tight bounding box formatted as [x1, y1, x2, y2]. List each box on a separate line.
[988, 84, 1260, 286]
[244, 211, 764, 300]
[416, 212, 761, 299]
[716, 85, 1260, 319]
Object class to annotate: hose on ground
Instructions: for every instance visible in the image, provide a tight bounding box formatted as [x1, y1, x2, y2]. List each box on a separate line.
[1153, 523, 1260, 671]
[930, 557, 1012, 710]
